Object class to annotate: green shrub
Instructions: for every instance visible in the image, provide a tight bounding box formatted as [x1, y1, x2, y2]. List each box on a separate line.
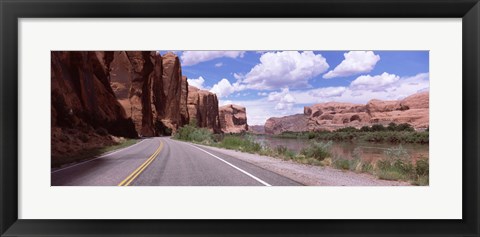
[174, 124, 213, 144]
[273, 145, 296, 159]
[415, 157, 429, 176]
[218, 135, 262, 153]
[300, 141, 332, 161]
[384, 145, 410, 160]
[336, 126, 358, 133]
[371, 124, 386, 132]
[333, 158, 350, 170]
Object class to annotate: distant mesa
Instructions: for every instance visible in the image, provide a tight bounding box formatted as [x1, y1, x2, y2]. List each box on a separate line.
[249, 125, 265, 134]
[264, 91, 429, 134]
[219, 104, 248, 134]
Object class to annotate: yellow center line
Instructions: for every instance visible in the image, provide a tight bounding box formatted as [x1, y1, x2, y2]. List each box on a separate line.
[118, 140, 164, 186]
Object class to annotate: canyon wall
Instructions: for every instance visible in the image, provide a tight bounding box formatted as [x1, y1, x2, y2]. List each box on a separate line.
[52, 51, 231, 162]
[265, 91, 429, 134]
[109, 51, 190, 136]
[219, 104, 248, 133]
[187, 86, 222, 133]
[51, 51, 137, 160]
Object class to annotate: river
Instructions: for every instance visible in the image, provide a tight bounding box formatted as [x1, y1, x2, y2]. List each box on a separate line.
[251, 135, 429, 162]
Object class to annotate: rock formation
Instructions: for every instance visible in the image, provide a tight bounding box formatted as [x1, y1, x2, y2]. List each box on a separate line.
[219, 104, 248, 133]
[52, 51, 224, 163]
[187, 86, 221, 133]
[264, 114, 309, 135]
[248, 125, 265, 134]
[51, 51, 137, 162]
[109, 51, 190, 136]
[110, 51, 157, 137]
[265, 91, 429, 134]
[154, 52, 188, 133]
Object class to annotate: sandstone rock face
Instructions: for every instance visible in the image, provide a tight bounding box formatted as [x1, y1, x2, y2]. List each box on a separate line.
[51, 51, 137, 162]
[248, 125, 265, 134]
[153, 52, 187, 133]
[265, 92, 429, 134]
[264, 114, 309, 135]
[109, 51, 190, 136]
[187, 86, 221, 133]
[219, 104, 248, 133]
[51, 51, 137, 137]
[109, 51, 157, 137]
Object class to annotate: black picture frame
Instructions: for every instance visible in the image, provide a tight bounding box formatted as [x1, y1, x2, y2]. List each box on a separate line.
[1, 0, 479, 236]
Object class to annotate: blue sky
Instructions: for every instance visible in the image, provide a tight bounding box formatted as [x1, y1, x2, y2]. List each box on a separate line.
[162, 51, 429, 125]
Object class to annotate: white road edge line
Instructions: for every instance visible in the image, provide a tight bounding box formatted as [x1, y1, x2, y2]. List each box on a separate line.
[187, 143, 272, 186]
[51, 139, 148, 174]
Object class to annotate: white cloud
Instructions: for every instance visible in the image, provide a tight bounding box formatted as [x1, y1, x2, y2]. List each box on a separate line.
[257, 92, 268, 96]
[308, 87, 347, 98]
[233, 73, 243, 80]
[323, 51, 380, 79]
[210, 79, 235, 98]
[219, 100, 233, 106]
[187, 76, 206, 89]
[181, 51, 245, 66]
[209, 79, 246, 98]
[290, 72, 428, 104]
[218, 98, 303, 125]
[268, 88, 296, 111]
[217, 72, 429, 126]
[241, 51, 329, 90]
[350, 72, 400, 91]
[215, 62, 223, 67]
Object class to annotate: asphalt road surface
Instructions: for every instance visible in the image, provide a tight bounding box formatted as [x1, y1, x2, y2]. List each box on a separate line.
[51, 137, 301, 186]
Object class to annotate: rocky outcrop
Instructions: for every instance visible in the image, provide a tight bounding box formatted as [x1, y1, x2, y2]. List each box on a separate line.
[265, 92, 429, 134]
[264, 114, 309, 135]
[153, 52, 188, 133]
[219, 104, 248, 133]
[110, 51, 157, 137]
[51, 51, 137, 163]
[109, 51, 190, 136]
[249, 125, 265, 134]
[187, 86, 221, 133]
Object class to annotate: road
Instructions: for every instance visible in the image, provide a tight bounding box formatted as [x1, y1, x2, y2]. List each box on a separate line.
[51, 137, 301, 186]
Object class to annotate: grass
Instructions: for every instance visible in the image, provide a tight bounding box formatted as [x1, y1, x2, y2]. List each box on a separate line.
[173, 124, 429, 185]
[52, 139, 138, 168]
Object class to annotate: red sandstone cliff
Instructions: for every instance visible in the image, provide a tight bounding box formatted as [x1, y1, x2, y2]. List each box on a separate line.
[109, 51, 190, 136]
[219, 104, 248, 133]
[51, 51, 137, 162]
[265, 91, 429, 134]
[187, 86, 221, 133]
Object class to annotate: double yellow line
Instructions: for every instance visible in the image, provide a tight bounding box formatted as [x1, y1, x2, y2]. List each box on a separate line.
[118, 141, 164, 186]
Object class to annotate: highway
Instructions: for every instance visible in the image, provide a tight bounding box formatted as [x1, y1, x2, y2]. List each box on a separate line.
[51, 137, 301, 186]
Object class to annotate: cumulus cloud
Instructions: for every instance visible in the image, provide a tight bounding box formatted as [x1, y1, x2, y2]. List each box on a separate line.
[187, 76, 206, 89]
[215, 62, 223, 67]
[350, 72, 400, 91]
[268, 88, 296, 110]
[308, 87, 347, 98]
[323, 51, 380, 79]
[218, 73, 428, 125]
[210, 79, 246, 98]
[181, 51, 245, 66]
[241, 51, 329, 90]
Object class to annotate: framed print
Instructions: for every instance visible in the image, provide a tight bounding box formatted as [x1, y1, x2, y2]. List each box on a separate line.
[1, 0, 479, 236]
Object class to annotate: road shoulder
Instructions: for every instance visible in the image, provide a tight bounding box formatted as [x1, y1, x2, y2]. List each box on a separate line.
[176, 139, 411, 186]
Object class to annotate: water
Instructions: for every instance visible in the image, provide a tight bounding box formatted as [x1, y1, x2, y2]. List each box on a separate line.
[251, 135, 429, 162]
